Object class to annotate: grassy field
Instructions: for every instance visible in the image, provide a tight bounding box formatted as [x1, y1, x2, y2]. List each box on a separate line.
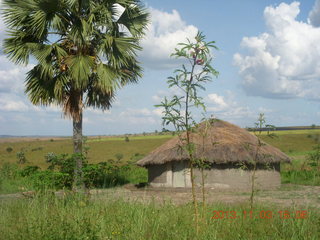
[0, 130, 319, 239]
[0, 129, 318, 166]
[0, 193, 319, 240]
[0, 135, 172, 169]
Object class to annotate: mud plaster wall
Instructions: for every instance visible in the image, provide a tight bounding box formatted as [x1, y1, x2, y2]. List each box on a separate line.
[147, 162, 280, 189]
[194, 163, 281, 189]
[147, 164, 167, 183]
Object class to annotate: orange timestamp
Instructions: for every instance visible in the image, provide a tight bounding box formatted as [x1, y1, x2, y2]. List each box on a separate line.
[211, 210, 308, 220]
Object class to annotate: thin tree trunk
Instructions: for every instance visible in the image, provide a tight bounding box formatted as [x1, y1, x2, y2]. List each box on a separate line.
[73, 110, 84, 191]
[201, 166, 205, 211]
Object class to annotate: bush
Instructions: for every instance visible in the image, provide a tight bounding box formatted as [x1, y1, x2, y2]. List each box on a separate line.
[31, 147, 43, 152]
[114, 153, 124, 161]
[20, 166, 40, 177]
[6, 147, 13, 153]
[307, 144, 320, 168]
[43, 153, 134, 189]
[16, 151, 27, 164]
[31, 171, 71, 190]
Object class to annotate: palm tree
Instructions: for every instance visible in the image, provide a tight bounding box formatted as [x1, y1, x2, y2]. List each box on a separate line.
[2, 0, 148, 189]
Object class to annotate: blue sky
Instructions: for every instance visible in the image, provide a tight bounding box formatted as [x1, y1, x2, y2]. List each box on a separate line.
[1, 0, 320, 136]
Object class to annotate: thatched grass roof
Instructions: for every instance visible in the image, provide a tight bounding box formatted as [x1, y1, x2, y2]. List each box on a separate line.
[137, 119, 291, 167]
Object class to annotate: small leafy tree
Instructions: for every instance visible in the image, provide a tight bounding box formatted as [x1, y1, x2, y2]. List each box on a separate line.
[16, 151, 27, 164]
[115, 153, 124, 162]
[156, 32, 218, 232]
[249, 113, 277, 211]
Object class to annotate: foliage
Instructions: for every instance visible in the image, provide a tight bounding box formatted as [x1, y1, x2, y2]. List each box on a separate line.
[249, 113, 278, 211]
[6, 147, 13, 153]
[20, 165, 40, 177]
[31, 171, 71, 190]
[31, 147, 43, 152]
[2, 0, 149, 118]
[307, 144, 320, 168]
[156, 32, 218, 232]
[125, 136, 130, 142]
[44, 152, 140, 189]
[2, 0, 149, 189]
[16, 151, 27, 164]
[281, 170, 320, 186]
[114, 153, 124, 161]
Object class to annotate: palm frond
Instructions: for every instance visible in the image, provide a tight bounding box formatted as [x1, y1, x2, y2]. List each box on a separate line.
[65, 54, 95, 90]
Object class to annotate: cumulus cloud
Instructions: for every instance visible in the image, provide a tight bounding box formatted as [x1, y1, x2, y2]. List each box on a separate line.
[0, 56, 33, 93]
[140, 8, 198, 69]
[0, 94, 29, 112]
[206, 92, 254, 121]
[207, 93, 228, 111]
[234, 1, 320, 100]
[118, 108, 162, 125]
[309, 0, 320, 27]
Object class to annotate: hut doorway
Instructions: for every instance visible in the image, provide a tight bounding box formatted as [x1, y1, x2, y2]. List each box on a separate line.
[172, 161, 186, 187]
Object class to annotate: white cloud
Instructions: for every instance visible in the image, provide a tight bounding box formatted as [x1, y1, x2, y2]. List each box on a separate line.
[206, 92, 254, 121]
[0, 97, 29, 111]
[152, 87, 184, 103]
[207, 93, 228, 111]
[85, 107, 111, 115]
[0, 56, 33, 93]
[152, 108, 164, 117]
[309, 0, 320, 27]
[140, 8, 198, 69]
[119, 107, 162, 125]
[234, 1, 320, 100]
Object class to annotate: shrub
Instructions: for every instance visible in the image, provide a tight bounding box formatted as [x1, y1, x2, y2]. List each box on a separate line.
[308, 144, 320, 168]
[6, 147, 13, 153]
[43, 153, 133, 189]
[125, 136, 129, 142]
[31, 147, 43, 152]
[16, 151, 27, 164]
[114, 153, 124, 161]
[20, 166, 40, 177]
[31, 171, 71, 190]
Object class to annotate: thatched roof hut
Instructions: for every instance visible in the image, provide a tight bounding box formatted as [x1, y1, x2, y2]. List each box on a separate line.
[138, 119, 290, 166]
[138, 119, 290, 189]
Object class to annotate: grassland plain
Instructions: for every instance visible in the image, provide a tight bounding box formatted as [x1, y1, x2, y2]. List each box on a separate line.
[1, 130, 318, 166]
[0, 135, 173, 169]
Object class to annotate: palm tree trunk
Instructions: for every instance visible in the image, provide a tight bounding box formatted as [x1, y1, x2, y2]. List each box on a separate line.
[72, 110, 84, 190]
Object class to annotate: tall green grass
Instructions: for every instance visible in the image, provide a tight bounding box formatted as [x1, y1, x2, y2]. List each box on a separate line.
[0, 193, 319, 240]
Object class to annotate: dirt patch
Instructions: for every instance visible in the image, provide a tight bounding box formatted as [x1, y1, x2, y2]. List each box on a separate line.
[1, 184, 319, 209]
[89, 184, 320, 208]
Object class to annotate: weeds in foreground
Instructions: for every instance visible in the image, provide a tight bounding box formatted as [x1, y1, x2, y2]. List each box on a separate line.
[0, 193, 319, 240]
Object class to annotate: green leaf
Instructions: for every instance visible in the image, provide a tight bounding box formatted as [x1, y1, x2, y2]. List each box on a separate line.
[65, 54, 95, 89]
